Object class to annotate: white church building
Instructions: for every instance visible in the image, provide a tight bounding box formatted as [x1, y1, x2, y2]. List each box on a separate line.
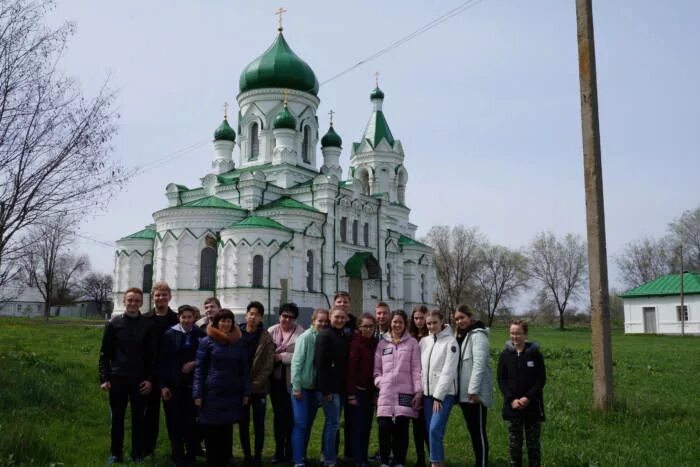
[113, 26, 436, 316]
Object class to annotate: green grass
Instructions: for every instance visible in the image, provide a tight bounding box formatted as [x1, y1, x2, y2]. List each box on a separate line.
[0, 318, 698, 466]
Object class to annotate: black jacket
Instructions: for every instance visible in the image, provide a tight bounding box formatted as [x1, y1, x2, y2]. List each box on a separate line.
[314, 326, 350, 395]
[497, 341, 546, 421]
[99, 312, 157, 384]
[159, 324, 206, 389]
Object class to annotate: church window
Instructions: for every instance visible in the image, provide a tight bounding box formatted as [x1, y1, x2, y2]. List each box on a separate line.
[250, 123, 260, 160]
[363, 223, 369, 247]
[252, 255, 264, 287]
[352, 220, 358, 245]
[386, 263, 393, 298]
[142, 264, 153, 294]
[199, 247, 217, 290]
[340, 217, 347, 242]
[420, 273, 426, 302]
[306, 250, 314, 292]
[302, 126, 310, 163]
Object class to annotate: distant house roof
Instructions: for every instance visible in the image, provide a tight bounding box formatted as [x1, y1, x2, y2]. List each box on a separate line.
[619, 272, 700, 298]
[1, 286, 44, 302]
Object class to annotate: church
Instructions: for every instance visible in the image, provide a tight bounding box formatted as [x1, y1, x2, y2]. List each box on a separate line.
[113, 23, 436, 317]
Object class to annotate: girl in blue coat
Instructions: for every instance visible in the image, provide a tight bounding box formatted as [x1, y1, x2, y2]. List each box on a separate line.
[193, 309, 248, 467]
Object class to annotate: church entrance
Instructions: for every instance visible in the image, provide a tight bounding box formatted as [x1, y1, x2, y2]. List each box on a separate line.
[345, 252, 381, 316]
[349, 277, 363, 316]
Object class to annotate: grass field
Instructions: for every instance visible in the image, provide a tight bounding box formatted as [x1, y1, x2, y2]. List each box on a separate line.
[0, 317, 698, 466]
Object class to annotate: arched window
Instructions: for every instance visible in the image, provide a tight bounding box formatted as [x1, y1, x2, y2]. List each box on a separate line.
[352, 220, 358, 245]
[386, 263, 392, 298]
[199, 248, 217, 290]
[358, 168, 370, 195]
[252, 255, 264, 287]
[306, 250, 314, 292]
[250, 122, 260, 160]
[420, 273, 426, 302]
[363, 223, 369, 247]
[142, 264, 153, 294]
[340, 217, 347, 242]
[302, 126, 310, 163]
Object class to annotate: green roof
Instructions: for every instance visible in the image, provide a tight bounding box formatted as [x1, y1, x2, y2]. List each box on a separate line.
[228, 215, 292, 232]
[180, 196, 245, 210]
[620, 272, 700, 298]
[345, 252, 380, 279]
[214, 118, 236, 142]
[273, 104, 297, 130]
[362, 110, 394, 148]
[370, 86, 385, 100]
[398, 235, 431, 249]
[321, 125, 342, 148]
[258, 196, 320, 213]
[239, 32, 319, 95]
[121, 227, 156, 241]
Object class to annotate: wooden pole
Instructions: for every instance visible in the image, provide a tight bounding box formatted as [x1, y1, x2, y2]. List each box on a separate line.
[575, 0, 614, 410]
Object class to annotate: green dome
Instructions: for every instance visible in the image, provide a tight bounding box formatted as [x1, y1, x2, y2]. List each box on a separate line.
[214, 118, 236, 142]
[239, 33, 319, 96]
[370, 87, 385, 100]
[273, 105, 297, 130]
[321, 125, 342, 148]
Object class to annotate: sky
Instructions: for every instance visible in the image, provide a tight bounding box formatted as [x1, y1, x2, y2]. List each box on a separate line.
[49, 0, 700, 302]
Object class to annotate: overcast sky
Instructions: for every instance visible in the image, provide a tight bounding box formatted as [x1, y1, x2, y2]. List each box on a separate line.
[51, 0, 699, 300]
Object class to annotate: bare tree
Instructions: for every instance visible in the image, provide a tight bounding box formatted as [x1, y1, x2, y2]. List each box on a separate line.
[528, 232, 588, 330]
[668, 206, 700, 271]
[473, 244, 529, 327]
[80, 271, 113, 316]
[0, 0, 123, 292]
[615, 237, 673, 289]
[424, 225, 483, 313]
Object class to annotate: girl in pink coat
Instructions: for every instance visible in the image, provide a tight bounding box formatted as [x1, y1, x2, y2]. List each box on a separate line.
[374, 310, 422, 467]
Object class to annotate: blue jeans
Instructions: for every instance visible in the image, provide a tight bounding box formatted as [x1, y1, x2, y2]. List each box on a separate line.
[290, 389, 319, 465]
[423, 395, 455, 463]
[319, 392, 341, 465]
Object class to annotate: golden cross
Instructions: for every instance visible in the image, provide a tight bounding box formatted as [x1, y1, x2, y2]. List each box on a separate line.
[282, 89, 289, 105]
[275, 7, 287, 31]
[374, 71, 380, 87]
[223, 102, 229, 119]
[328, 109, 335, 126]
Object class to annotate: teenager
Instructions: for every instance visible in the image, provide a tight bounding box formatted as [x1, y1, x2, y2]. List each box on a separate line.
[315, 307, 350, 466]
[454, 306, 492, 467]
[99, 288, 157, 464]
[409, 305, 430, 467]
[267, 303, 305, 463]
[421, 310, 458, 467]
[142, 281, 179, 456]
[290, 309, 330, 467]
[346, 313, 378, 467]
[332, 291, 355, 461]
[374, 302, 391, 339]
[159, 305, 206, 467]
[197, 296, 221, 329]
[374, 310, 422, 467]
[497, 320, 546, 467]
[239, 301, 275, 466]
[194, 309, 249, 467]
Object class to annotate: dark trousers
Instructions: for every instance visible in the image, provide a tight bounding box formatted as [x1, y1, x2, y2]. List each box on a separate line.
[108, 376, 147, 460]
[269, 377, 292, 459]
[460, 402, 489, 467]
[239, 393, 267, 460]
[144, 382, 174, 455]
[507, 419, 541, 467]
[349, 389, 373, 466]
[202, 423, 233, 467]
[412, 407, 429, 465]
[377, 416, 410, 465]
[342, 398, 353, 459]
[169, 386, 198, 466]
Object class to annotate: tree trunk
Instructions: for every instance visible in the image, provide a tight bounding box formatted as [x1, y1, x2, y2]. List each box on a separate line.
[559, 309, 565, 331]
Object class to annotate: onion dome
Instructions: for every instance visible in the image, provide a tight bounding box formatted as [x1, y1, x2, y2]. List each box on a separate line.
[239, 33, 319, 96]
[273, 104, 297, 130]
[321, 125, 342, 148]
[370, 87, 385, 100]
[214, 118, 236, 142]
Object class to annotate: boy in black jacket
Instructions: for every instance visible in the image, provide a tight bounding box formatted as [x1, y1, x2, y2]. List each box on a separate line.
[99, 288, 157, 464]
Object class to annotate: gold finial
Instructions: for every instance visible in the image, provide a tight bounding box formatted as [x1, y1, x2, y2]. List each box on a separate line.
[329, 109, 335, 127]
[282, 89, 289, 106]
[374, 71, 380, 88]
[223, 102, 229, 119]
[275, 7, 287, 32]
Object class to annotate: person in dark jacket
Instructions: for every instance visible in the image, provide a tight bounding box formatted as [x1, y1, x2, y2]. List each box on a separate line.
[346, 313, 378, 467]
[239, 301, 275, 466]
[142, 281, 179, 456]
[159, 304, 206, 467]
[315, 306, 350, 466]
[194, 308, 248, 467]
[409, 305, 430, 467]
[99, 287, 157, 464]
[497, 319, 546, 467]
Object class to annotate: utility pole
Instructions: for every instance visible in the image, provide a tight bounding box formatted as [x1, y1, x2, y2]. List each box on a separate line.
[575, 0, 614, 410]
[680, 244, 685, 336]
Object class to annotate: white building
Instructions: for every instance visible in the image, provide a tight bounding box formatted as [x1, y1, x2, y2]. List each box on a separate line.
[621, 272, 700, 335]
[113, 27, 436, 316]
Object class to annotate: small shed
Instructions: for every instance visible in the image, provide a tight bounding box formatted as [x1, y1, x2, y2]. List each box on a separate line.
[620, 272, 700, 335]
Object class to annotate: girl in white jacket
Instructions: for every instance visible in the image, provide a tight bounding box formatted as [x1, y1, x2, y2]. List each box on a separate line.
[420, 310, 458, 467]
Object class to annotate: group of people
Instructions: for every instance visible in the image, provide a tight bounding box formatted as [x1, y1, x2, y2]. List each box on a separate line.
[99, 284, 547, 467]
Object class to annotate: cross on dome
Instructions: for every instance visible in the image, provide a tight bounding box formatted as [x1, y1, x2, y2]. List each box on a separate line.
[275, 7, 287, 32]
[223, 101, 229, 119]
[329, 109, 335, 126]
